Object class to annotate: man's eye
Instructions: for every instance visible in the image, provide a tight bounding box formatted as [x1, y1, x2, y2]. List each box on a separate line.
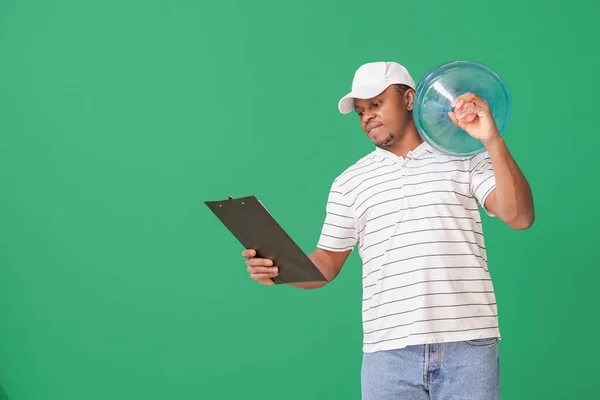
[357, 112, 364, 117]
[372, 102, 380, 108]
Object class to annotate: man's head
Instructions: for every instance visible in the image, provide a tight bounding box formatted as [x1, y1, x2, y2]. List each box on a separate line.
[338, 62, 417, 149]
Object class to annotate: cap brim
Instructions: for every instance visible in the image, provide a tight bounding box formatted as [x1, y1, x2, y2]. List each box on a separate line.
[338, 84, 388, 114]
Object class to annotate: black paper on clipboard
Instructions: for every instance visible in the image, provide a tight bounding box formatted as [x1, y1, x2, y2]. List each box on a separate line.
[205, 196, 328, 284]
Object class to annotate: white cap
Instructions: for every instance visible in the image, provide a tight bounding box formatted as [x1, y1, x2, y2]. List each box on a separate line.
[338, 61, 416, 114]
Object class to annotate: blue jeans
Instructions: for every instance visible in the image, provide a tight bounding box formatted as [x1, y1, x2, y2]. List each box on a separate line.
[361, 338, 500, 400]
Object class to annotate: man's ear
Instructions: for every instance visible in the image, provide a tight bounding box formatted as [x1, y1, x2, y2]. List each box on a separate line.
[405, 89, 415, 111]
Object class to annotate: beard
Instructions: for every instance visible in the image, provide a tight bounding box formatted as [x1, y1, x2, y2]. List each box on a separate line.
[374, 132, 395, 148]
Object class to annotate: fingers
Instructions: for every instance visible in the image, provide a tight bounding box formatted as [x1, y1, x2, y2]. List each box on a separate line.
[248, 265, 279, 283]
[454, 101, 474, 118]
[248, 266, 279, 278]
[242, 249, 256, 258]
[448, 109, 476, 129]
[245, 256, 277, 275]
[451, 92, 489, 111]
[246, 257, 273, 268]
[448, 111, 463, 128]
[461, 113, 477, 123]
[451, 92, 478, 109]
[242, 248, 277, 285]
[449, 100, 484, 128]
[456, 103, 479, 123]
[248, 266, 279, 274]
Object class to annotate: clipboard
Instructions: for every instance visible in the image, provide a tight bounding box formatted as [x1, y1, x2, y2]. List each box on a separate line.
[204, 196, 328, 285]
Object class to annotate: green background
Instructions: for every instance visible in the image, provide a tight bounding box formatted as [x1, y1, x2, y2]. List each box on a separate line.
[0, 0, 597, 399]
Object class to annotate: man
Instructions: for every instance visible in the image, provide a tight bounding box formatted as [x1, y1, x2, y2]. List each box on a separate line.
[243, 61, 534, 399]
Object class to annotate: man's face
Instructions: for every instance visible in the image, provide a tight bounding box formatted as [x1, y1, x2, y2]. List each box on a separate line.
[353, 85, 414, 148]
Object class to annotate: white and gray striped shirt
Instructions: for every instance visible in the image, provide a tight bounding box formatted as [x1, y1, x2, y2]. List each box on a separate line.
[317, 141, 500, 353]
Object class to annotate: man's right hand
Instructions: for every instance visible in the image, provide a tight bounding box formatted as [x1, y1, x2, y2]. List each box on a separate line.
[242, 249, 278, 286]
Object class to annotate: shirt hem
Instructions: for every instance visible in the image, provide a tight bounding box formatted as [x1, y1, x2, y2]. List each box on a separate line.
[362, 328, 502, 354]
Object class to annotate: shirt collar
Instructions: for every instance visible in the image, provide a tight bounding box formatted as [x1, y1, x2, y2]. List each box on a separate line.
[374, 141, 432, 161]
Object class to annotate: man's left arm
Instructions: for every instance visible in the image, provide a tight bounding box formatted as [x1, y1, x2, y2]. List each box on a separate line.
[449, 92, 535, 230]
[481, 137, 535, 230]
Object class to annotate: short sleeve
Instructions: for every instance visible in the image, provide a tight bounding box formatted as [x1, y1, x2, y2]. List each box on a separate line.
[469, 151, 497, 217]
[316, 179, 358, 252]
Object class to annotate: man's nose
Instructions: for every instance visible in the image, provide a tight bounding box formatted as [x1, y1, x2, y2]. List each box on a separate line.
[362, 111, 374, 124]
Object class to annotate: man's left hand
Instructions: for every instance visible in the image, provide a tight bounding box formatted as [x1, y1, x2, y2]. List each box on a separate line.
[448, 92, 501, 145]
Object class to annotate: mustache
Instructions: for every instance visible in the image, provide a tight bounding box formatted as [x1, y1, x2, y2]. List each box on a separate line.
[366, 122, 383, 133]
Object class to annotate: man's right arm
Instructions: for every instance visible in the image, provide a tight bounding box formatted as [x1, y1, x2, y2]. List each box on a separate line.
[243, 176, 357, 288]
[242, 247, 352, 289]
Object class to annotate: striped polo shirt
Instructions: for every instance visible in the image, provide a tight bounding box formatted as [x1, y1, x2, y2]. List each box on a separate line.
[317, 141, 500, 353]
